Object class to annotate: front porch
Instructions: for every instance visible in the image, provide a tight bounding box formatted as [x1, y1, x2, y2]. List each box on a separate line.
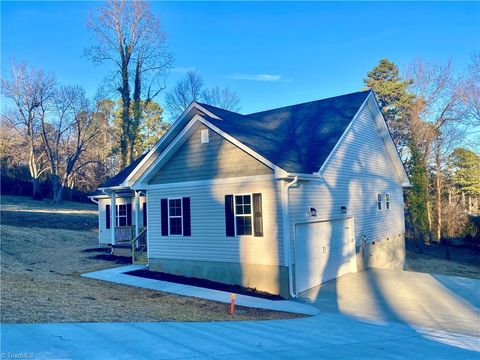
[104, 189, 147, 264]
[111, 226, 148, 264]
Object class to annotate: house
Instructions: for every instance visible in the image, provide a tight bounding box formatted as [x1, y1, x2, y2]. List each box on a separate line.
[89, 90, 410, 298]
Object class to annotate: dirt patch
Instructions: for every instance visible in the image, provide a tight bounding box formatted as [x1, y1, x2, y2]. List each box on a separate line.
[126, 270, 285, 301]
[405, 240, 480, 279]
[92, 254, 132, 264]
[0, 195, 300, 323]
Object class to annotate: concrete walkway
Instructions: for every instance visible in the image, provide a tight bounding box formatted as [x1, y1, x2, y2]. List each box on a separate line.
[81, 265, 318, 316]
[2, 269, 478, 359]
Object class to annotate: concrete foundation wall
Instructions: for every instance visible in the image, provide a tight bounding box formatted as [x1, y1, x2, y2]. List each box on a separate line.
[356, 233, 405, 271]
[149, 258, 290, 298]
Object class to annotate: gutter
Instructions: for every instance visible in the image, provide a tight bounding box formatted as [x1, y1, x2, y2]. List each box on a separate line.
[282, 176, 299, 299]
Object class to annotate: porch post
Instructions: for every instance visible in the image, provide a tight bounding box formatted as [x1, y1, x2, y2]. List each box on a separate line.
[110, 190, 116, 245]
[134, 190, 140, 238]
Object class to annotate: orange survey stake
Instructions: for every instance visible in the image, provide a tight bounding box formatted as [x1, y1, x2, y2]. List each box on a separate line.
[230, 293, 236, 315]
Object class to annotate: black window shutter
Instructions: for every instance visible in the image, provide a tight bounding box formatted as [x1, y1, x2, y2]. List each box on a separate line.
[161, 198, 168, 236]
[225, 195, 235, 237]
[253, 193, 263, 237]
[126, 203, 132, 226]
[143, 202, 147, 227]
[106, 204, 111, 229]
[182, 197, 191, 236]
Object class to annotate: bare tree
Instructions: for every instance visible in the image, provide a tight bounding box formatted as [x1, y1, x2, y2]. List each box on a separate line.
[165, 70, 204, 119]
[464, 53, 480, 126]
[202, 86, 240, 112]
[407, 59, 469, 242]
[86, 0, 172, 167]
[1, 62, 55, 198]
[165, 70, 241, 120]
[40, 86, 100, 202]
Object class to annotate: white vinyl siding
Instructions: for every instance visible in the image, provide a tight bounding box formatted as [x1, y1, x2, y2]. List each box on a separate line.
[97, 196, 146, 244]
[288, 103, 405, 261]
[147, 179, 284, 266]
[148, 123, 273, 185]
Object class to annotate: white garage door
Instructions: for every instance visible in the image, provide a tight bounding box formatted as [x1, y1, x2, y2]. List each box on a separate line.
[294, 218, 356, 294]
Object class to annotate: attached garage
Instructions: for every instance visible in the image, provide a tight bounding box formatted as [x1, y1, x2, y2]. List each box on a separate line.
[294, 217, 356, 294]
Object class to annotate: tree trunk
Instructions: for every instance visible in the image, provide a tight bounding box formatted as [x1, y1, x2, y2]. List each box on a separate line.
[130, 61, 142, 164]
[426, 199, 433, 244]
[435, 150, 442, 243]
[51, 174, 62, 203]
[53, 185, 64, 203]
[32, 177, 41, 200]
[120, 58, 131, 168]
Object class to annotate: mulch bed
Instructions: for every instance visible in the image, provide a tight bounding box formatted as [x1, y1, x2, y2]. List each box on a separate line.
[125, 269, 285, 301]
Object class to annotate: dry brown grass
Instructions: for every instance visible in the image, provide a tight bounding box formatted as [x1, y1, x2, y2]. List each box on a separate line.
[0, 195, 300, 323]
[405, 241, 480, 279]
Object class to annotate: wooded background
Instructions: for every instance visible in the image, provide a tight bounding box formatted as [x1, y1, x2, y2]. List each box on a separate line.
[1, 0, 479, 247]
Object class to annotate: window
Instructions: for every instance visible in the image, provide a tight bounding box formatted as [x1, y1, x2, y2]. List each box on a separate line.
[385, 194, 390, 210]
[161, 198, 191, 236]
[201, 129, 209, 144]
[377, 194, 382, 210]
[168, 198, 183, 235]
[235, 195, 253, 236]
[116, 204, 128, 226]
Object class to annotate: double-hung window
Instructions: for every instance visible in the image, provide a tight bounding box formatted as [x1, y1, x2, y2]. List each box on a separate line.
[385, 193, 390, 210]
[168, 198, 183, 235]
[234, 195, 253, 236]
[161, 197, 191, 236]
[376, 194, 382, 211]
[116, 204, 128, 226]
[225, 193, 263, 237]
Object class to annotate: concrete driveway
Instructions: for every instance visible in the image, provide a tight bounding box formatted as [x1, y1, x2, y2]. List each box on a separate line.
[299, 269, 480, 336]
[1, 270, 479, 359]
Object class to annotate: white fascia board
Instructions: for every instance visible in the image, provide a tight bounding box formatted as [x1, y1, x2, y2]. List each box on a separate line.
[197, 117, 288, 178]
[193, 102, 222, 120]
[366, 95, 411, 187]
[140, 174, 277, 190]
[98, 186, 132, 193]
[122, 102, 217, 186]
[316, 92, 372, 176]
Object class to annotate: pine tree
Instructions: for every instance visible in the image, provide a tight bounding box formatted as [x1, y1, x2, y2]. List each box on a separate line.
[450, 148, 480, 195]
[364, 59, 415, 156]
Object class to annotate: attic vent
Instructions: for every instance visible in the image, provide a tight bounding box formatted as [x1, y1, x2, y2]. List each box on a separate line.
[201, 129, 209, 144]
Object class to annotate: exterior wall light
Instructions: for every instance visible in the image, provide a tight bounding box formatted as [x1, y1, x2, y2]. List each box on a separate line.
[341, 206, 347, 214]
[309, 207, 317, 217]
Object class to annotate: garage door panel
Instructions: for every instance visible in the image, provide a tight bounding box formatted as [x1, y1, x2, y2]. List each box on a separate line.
[295, 218, 355, 294]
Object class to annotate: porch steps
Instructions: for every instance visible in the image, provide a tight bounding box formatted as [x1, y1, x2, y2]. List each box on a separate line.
[134, 253, 148, 265]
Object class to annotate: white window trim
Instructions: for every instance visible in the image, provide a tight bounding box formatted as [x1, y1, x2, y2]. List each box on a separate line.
[234, 193, 254, 236]
[376, 193, 382, 211]
[116, 204, 128, 227]
[385, 193, 390, 210]
[168, 197, 183, 236]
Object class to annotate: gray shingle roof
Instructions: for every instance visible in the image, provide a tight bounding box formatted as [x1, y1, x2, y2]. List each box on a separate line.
[198, 90, 371, 174]
[98, 90, 371, 189]
[99, 152, 147, 188]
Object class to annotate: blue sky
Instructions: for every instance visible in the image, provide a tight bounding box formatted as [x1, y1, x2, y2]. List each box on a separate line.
[2, 1, 479, 116]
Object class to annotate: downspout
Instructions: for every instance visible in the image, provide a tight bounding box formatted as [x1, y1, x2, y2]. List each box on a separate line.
[282, 176, 299, 299]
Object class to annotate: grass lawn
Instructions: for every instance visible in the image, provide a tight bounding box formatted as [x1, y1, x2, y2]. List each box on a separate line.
[0, 195, 300, 323]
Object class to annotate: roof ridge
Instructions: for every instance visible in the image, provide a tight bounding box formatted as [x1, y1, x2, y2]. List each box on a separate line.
[247, 90, 371, 116]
